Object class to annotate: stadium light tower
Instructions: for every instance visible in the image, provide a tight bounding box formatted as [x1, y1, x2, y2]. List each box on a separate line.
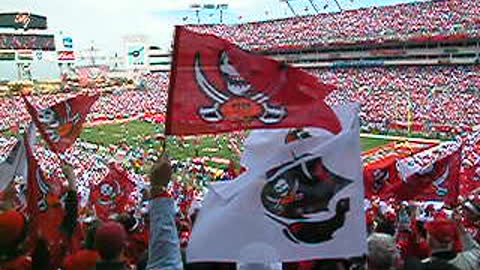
[217, 4, 229, 24]
[307, 0, 319, 13]
[190, 4, 201, 24]
[280, 0, 298, 16]
[191, 3, 229, 24]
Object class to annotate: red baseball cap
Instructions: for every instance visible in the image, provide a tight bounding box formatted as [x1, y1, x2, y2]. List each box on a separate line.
[425, 219, 458, 244]
[0, 210, 25, 249]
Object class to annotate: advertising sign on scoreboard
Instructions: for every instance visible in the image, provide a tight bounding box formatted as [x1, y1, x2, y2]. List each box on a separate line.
[63, 37, 73, 51]
[0, 12, 47, 30]
[0, 34, 55, 51]
[0, 50, 15, 61]
[127, 44, 145, 66]
[17, 50, 34, 62]
[58, 51, 76, 62]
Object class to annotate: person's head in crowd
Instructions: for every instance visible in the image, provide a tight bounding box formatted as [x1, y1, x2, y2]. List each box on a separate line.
[375, 218, 396, 236]
[64, 250, 100, 270]
[367, 233, 398, 270]
[117, 212, 141, 233]
[424, 219, 459, 253]
[95, 221, 127, 262]
[84, 220, 102, 250]
[149, 156, 172, 187]
[462, 198, 480, 226]
[0, 210, 26, 252]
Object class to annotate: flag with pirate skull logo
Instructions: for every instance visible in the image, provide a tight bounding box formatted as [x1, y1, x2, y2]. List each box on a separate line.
[22, 94, 98, 153]
[391, 142, 461, 205]
[23, 123, 52, 218]
[187, 104, 366, 263]
[165, 27, 341, 136]
[90, 163, 135, 221]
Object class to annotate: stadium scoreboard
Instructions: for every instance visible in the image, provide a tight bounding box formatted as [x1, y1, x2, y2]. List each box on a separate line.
[0, 34, 55, 51]
[0, 12, 47, 30]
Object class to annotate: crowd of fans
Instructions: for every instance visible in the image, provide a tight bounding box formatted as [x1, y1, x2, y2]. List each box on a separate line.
[187, 0, 480, 50]
[1, 139, 480, 269]
[1, 1, 480, 267]
[0, 72, 170, 132]
[0, 88, 167, 131]
[317, 65, 480, 134]
[2, 65, 480, 136]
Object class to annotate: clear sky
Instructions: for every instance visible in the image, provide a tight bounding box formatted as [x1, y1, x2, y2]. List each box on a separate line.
[2, 0, 426, 54]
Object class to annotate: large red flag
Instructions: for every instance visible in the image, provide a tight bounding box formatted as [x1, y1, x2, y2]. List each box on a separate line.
[90, 163, 135, 221]
[165, 27, 341, 136]
[22, 94, 98, 153]
[23, 123, 51, 218]
[362, 141, 436, 199]
[386, 144, 461, 205]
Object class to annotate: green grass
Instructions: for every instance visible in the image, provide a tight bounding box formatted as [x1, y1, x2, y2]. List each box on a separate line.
[360, 137, 392, 152]
[81, 121, 237, 161]
[80, 121, 393, 162]
[81, 120, 160, 146]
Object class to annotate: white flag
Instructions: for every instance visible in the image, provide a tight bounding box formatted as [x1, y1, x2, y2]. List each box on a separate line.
[188, 104, 366, 263]
[0, 124, 36, 191]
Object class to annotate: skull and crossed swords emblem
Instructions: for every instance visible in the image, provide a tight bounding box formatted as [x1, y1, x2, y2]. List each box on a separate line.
[38, 101, 81, 143]
[195, 51, 288, 124]
[98, 181, 121, 206]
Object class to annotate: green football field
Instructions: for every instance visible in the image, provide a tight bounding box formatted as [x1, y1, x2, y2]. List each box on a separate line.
[80, 121, 392, 160]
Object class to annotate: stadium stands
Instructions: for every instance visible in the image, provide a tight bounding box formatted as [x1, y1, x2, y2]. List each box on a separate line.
[187, 0, 480, 51]
[1, 0, 479, 136]
[0, 89, 167, 131]
[2, 65, 479, 135]
[317, 65, 480, 133]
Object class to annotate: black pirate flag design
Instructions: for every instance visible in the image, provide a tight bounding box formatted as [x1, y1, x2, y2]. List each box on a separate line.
[267, 198, 350, 244]
[186, 104, 366, 262]
[262, 154, 353, 244]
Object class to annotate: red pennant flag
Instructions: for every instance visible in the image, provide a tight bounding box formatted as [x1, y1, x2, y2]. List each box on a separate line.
[385, 148, 461, 205]
[22, 94, 98, 153]
[23, 123, 76, 269]
[363, 160, 401, 199]
[24, 123, 52, 218]
[165, 27, 341, 136]
[90, 163, 135, 221]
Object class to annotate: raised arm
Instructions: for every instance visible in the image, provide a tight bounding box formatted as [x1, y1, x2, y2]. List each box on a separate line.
[147, 157, 184, 270]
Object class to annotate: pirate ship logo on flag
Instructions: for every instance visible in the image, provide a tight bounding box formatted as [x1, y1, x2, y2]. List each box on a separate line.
[261, 130, 353, 244]
[285, 129, 312, 143]
[38, 101, 81, 143]
[194, 51, 287, 124]
[98, 181, 121, 206]
[411, 163, 450, 196]
[372, 169, 390, 194]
